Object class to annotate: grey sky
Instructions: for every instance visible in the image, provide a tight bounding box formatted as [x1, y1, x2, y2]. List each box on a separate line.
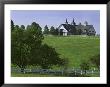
[11, 10, 100, 34]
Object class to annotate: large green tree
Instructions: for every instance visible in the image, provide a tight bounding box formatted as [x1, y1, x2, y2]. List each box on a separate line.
[25, 22, 44, 66]
[11, 22, 44, 72]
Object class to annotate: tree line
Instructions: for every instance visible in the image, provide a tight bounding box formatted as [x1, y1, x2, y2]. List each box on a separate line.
[43, 25, 59, 35]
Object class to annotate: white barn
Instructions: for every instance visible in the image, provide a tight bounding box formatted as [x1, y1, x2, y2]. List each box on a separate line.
[58, 25, 68, 36]
[57, 19, 96, 36]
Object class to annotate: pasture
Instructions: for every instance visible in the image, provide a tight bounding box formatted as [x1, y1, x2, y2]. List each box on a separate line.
[43, 35, 100, 68]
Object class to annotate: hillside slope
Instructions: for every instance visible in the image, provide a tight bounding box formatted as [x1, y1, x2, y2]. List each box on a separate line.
[43, 35, 100, 68]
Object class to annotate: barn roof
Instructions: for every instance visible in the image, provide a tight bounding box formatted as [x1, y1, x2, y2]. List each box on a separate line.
[58, 24, 96, 33]
[58, 24, 75, 32]
[85, 25, 95, 31]
[85, 25, 93, 28]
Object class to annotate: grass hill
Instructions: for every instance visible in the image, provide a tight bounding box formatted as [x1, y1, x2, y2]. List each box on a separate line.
[43, 35, 100, 68]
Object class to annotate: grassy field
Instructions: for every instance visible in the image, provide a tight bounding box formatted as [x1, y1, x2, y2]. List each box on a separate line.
[11, 72, 63, 77]
[11, 72, 99, 77]
[43, 35, 100, 68]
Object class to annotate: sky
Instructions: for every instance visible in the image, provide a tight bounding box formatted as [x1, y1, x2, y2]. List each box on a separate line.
[11, 10, 100, 34]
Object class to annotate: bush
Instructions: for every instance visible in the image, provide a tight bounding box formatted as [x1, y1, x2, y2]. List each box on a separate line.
[37, 44, 66, 69]
[90, 54, 100, 69]
[80, 61, 90, 74]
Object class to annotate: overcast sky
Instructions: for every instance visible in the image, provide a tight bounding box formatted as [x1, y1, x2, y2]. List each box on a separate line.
[11, 10, 100, 34]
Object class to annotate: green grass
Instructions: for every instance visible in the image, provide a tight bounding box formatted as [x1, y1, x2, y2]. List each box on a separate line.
[11, 72, 99, 77]
[43, 35, 100, 68]
[11, 72, 64, 77]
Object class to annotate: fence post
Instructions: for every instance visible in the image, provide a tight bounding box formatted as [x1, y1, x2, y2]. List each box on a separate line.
[93, 68, 96, 71]
[81, 70, 83, 75]
[75, 70, 76, 76]
[29, 69, 31, 73]
[92, 70, 94, 75]
[62, 70, 63, 76]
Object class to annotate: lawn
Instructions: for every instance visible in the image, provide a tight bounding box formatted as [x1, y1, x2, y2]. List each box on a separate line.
[11, 72, 63, 77]
[43, 35, 100, 68]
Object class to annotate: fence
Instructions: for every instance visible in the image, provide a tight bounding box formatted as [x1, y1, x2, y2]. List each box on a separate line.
[11, 67, 100, 76]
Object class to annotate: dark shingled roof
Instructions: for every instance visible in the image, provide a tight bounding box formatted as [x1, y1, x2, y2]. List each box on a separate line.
[85, 25, 95, 31]
[58, 23, 96, 35]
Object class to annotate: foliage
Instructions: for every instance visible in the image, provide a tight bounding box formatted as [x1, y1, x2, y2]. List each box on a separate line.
[43, 25, 49, 34]
[21, 25, 25, 30]
[90, 54, 100, 68]
[49, 26, 59, 35]
[80, 61, 90, 74]
[55, 28, 59, 35]
[11, 21, 65, 71]
[11, 22, 44, 71]
[36, 44, 65, 69]
[49, 26, 55, 34]
[11, 20, 14, 31]
[11, 25, 30, 72]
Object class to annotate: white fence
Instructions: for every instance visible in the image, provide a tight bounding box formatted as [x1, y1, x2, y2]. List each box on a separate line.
[11, 67, 100, 76]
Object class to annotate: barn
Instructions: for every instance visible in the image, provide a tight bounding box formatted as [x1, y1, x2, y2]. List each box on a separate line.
[58, 19, 96, 36]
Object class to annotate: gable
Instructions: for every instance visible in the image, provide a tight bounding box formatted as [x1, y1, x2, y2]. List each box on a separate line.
[59, 25, 68, 32]
[59, 25, 66, 30]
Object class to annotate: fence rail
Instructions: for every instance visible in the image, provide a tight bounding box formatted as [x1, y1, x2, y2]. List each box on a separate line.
[11, 67, 100, 76]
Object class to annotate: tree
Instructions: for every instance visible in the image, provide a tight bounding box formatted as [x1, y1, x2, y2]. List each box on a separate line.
[11, 25, 31, 72]
[26, 22, 44, 47]
[55, 28, 59, 35]
[50, 27, 59, 35]
[11, 20, 14, 31]
[50, 26, 56, 35]
[34, 44, 66, 69]
[11, 22, 44, 72]
[26, 22, 44, 66]
[90, 54, 100, 69]
[14, 25, 19, 29]
[80, 61, 90, 74]
[21, 25, 25, 30]
[43, 25, 49, 34]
